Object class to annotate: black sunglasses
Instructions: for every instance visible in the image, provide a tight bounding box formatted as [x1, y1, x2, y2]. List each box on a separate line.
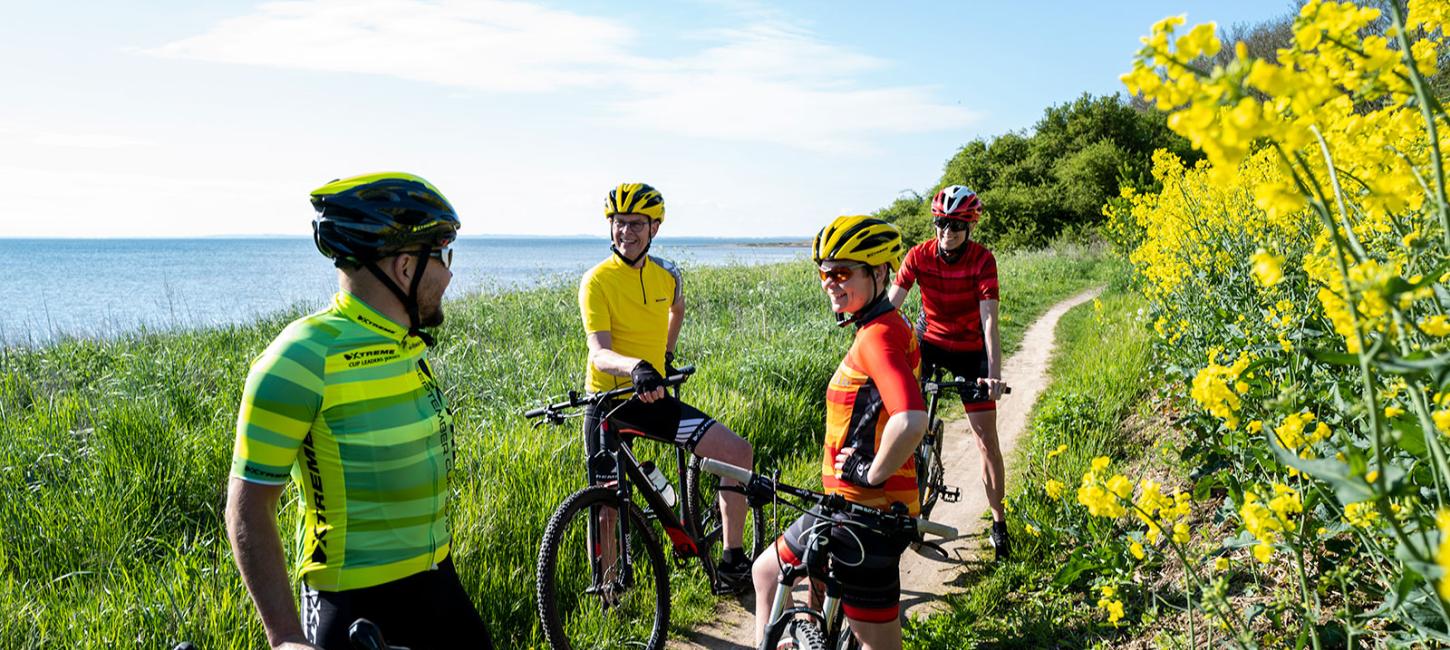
[934, 218, 969, 232]
[428, 246, 453, 269]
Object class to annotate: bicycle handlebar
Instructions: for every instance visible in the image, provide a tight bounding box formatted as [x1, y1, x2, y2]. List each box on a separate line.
[923, 376, 1011, 397]
[698, 459, 959, 541]
[350, 618, 408, 650]
[523, 365, 696, 419]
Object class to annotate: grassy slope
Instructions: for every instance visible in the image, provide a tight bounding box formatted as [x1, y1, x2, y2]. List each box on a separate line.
[904, 269, 1155, 649]
[0, 246, 1110, 648]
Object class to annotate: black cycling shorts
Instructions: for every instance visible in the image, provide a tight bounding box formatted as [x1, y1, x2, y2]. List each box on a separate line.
[918, 339, 994, 413]
[301, 557, 493, 649]
[774, 507, 912, 624]
[583, 395, 718, 483]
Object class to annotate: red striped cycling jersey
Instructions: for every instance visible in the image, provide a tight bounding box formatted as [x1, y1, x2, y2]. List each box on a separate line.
[893, 240, 998, 352]
[821, 304, 925, 514]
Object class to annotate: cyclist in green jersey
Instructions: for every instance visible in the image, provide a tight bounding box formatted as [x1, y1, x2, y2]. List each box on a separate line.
[226, 172, 493, 649]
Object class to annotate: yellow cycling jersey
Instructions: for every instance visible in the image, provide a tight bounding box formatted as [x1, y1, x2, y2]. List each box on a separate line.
[578, 254, 682, 392]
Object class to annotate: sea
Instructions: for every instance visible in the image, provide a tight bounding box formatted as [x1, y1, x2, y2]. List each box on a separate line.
[0, 237, 807, 345]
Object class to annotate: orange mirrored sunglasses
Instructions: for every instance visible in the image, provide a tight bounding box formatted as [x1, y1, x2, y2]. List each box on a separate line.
[817, 263, 863, 283]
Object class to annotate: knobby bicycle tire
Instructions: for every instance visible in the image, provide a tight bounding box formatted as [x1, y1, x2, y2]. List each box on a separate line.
[685, 456, 769, 562]
[917, 417, 946, 518]
[536, 485, 669, 650]
[764, 614, 829, 650]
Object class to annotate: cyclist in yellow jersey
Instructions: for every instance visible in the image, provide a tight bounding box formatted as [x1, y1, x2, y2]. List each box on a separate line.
[578, 182, 756, 586]
[226, 173, 492, 649]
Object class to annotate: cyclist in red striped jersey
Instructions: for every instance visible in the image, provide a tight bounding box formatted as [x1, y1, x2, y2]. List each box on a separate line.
[886, 185, 1011, 561]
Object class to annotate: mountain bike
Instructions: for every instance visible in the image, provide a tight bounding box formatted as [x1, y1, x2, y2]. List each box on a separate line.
[916, 367, 1010, 519]
[524, 366, 768, 650]
[697, 459, 958, 650]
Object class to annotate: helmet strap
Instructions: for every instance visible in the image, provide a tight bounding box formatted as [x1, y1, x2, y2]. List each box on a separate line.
[610, 226, 653, 267]
[834, 268, 892, 328]
[937, 242, 965, 264]
[361, 251, 436, 347]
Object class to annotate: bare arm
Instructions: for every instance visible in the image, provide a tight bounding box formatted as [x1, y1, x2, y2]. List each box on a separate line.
[585, 331, 640, 378]
[886, 284, 909, 310]
[979, 299, 1005, 398]
[586, 331, 666, 402]
[666, 293, 685, 356]
[834, 410, 928, 486]
[225, 477, 319, 649]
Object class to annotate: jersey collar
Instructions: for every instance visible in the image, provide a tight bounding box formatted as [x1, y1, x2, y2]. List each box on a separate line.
[334, 291, 408, 342]
[853, 293, 897, 329]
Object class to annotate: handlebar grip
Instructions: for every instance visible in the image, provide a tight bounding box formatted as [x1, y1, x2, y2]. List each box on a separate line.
[916, 518, 958, 540]
[699, 458, 754, 484]
[349, 618, 388, 650]
[523, 406, 547, 419]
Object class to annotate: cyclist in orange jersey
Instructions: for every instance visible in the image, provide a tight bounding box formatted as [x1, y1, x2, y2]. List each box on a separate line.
[751, 215, 926, 650]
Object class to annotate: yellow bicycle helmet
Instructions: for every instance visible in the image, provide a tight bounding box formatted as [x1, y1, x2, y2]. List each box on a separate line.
[812, 215, 904, 272]
[604, 182, 665, 223]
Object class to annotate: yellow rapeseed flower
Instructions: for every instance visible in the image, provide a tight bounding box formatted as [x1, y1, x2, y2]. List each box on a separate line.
[1253, 542, 1274, 563]
[1344, 501, 1380, 529]
[1251, 248, 1285, 287]
[1215, 557, 1230, 572]
[1045, 479, 1065, 501]
[1130, 541, 1145, 560]
[1047, 443, 1068, 459]
[1422, 315, 1450, 337]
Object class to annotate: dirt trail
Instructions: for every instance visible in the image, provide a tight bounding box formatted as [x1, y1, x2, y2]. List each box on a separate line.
[672, 288, 1104, 649]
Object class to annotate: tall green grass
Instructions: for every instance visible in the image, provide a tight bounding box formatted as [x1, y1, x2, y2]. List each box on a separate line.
[0, 248, 1107, 648]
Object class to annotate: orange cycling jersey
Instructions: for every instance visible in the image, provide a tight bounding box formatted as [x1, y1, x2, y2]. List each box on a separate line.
[820, 301, 925, 514]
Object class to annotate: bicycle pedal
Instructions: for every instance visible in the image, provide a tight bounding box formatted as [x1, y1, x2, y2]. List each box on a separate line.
[942, 488, 961, 503]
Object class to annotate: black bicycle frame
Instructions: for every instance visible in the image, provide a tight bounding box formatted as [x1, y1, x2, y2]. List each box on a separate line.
[591, 420, 725, 593]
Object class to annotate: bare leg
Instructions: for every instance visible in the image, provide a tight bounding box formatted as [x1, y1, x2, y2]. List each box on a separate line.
[966, 409, 1005, 522]
[847, 617, 902, 650]
[752, 545, 786, 645]
[690, 422, 753, 549]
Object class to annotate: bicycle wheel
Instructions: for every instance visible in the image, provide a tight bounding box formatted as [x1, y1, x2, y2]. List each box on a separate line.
[537, 486, 669, 650]
[685, 455, 768, 562]
[764, 617, 829, 650]
[918, 417, 946, 518]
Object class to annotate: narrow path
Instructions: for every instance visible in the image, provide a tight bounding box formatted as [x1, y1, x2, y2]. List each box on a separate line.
[673, 287, 1104, 649]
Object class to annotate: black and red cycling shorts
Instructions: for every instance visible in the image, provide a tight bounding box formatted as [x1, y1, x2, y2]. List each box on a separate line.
[774, 506, 912, 624]
[582, 395, 717, 484]
[918, 339, 995, 413]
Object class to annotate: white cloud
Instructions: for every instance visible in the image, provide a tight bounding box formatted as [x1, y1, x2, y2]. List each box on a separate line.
[146, 0, 639, 92]
[31, 132, 154, 149]
[145, 0, 979, 151]
[0, 125, 153, 150]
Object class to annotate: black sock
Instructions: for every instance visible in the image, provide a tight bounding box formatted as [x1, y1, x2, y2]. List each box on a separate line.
[721, 547, 744, 565]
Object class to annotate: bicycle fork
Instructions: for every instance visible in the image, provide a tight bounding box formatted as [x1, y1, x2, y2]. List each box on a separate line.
[760, 555, 847, 649]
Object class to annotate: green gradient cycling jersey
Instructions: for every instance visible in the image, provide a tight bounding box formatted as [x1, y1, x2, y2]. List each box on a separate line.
[231, 291, 454, 591]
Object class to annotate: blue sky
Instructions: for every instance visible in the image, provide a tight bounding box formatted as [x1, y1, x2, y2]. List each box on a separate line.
[0, 1, 1288, 238]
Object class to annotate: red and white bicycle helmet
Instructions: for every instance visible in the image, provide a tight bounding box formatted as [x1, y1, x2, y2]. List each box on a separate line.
[931, 185, 983, 222]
